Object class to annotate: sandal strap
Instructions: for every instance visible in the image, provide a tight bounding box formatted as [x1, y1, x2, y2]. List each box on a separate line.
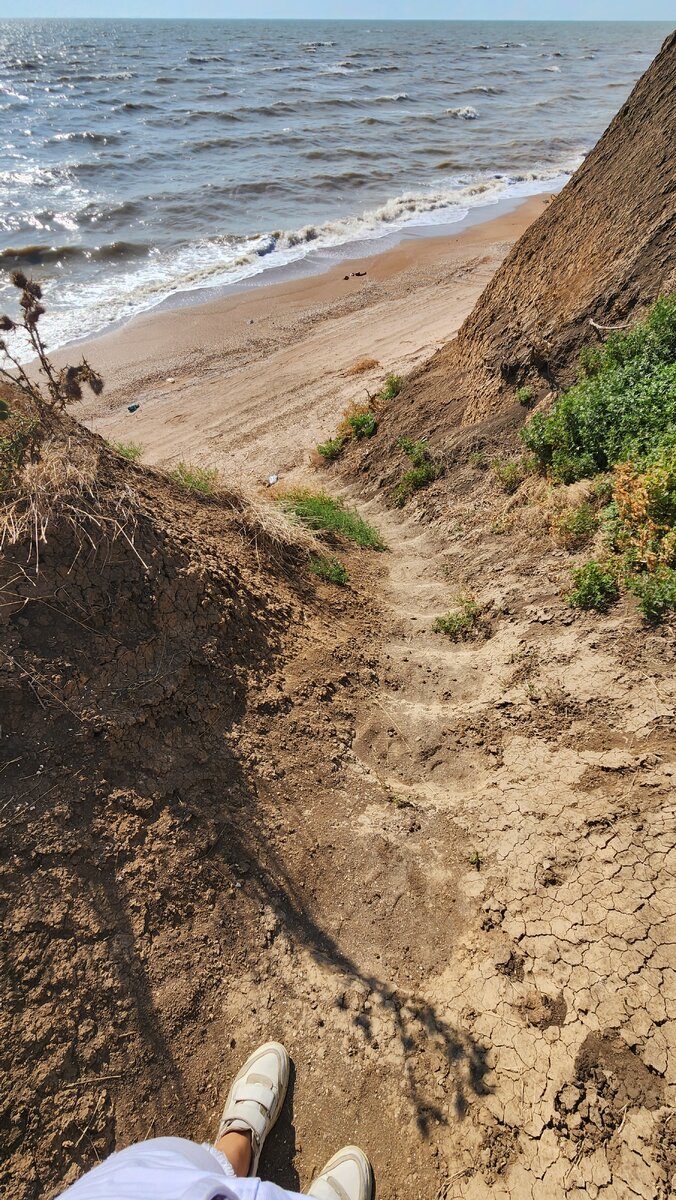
[220, 1076, 276, 1141]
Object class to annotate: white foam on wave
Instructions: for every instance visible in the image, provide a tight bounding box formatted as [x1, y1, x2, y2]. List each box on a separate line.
[446, 106, 479, 119]
[33, 164, 577, 353]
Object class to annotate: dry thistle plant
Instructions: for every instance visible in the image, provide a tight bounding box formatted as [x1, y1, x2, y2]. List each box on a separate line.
[0, 271, 104, 413]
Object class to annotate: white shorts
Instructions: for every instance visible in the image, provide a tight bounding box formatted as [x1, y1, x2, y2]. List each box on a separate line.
[57, 1137, 306, 1200]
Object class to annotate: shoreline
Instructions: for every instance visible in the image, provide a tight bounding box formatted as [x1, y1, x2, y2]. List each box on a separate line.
[71, 192, 551, 486]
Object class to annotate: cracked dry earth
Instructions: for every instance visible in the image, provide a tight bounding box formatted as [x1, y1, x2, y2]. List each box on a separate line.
[319, 485, 676, 1200]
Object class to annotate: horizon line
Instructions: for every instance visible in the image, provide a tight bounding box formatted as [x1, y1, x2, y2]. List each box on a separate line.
[2, 13, 672, 19]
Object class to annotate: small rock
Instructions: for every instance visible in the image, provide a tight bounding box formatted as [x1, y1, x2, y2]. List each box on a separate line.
[559, 1084, 581, 1112]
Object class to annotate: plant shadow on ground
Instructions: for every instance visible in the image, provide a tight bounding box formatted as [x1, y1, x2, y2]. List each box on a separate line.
[210, 810, 492, 1135]
[0, 493, 488, 1197]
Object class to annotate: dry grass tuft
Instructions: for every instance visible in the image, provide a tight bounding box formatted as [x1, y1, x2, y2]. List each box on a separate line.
[1, 436, 147, 571]
[229, 488, 321, 562]
[344, 356, 380, 377]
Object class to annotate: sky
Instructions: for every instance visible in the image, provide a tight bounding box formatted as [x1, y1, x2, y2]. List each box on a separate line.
[2, 3, 674, 19]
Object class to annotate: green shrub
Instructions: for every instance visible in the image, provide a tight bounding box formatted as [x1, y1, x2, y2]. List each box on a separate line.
[629, 566, 676, 622]
[317, 435, 346, 461]
[469, 450, 488, 469]
[393, 437, 442, 506]
[568, 561, 619, 611]
[590, 475, 614, 504]
[394, 463, 440, 507]
[433, 594, 482, 641]
[521, 294, 676, 481]
[0, 396, 10, 421]
[380, 373, 402, 401]
[491, 457, 527, 494]
[346, 410, 377, 439]
[516, 386, 534, 407]
[109, 440, 143, 462]
[308, 553, 349, 585]
[554, 502, 599, 550]
[278, 489, 386, 549]
[170, 462, 219, 495]
[579, 345, 603, 376]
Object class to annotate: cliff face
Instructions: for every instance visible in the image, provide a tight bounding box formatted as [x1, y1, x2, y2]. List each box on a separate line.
[389, 29, 676, 437]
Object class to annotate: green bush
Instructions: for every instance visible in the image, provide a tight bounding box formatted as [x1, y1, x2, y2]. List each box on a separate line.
[516, 386, 534, 407]
[170, 462, 219, 495]
[394, 463, 440, 507]
[393, 437, 442, 506]
[308, 553, 349, 585]
[380, 373, 402, 401]
[393, 437, 442, 505]
[568, 561, 619, 611]
[109, 440, 143, 462]
[521, 294, 676, 482]
[629, 566, 676, 621]
[346, 410, 377, 439]
[317, 435, 346, 461]
[433, 594, 482, 641]
[278, 489, 386, 549]
[554, 502, 599, 550]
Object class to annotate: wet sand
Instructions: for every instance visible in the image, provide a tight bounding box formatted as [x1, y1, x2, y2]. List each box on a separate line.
[71, 194, 550, 486]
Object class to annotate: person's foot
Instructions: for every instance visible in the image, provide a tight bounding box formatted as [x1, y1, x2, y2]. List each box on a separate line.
[217, 1041, 290, 1176]
[306, 1146, 373, 1200]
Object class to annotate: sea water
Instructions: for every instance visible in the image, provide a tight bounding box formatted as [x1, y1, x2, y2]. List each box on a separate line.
[0, 19, 671, 347]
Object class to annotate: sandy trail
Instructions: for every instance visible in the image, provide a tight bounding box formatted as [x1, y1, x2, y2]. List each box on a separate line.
[316, 482, 676, 1197]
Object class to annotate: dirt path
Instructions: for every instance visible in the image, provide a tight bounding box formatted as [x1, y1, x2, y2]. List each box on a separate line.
[298, 481, 676, 1199]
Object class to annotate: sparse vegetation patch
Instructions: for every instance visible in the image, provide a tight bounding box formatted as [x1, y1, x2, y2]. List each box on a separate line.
[393, 437, 442, 506]
[278, 488, 386, 549]
[308, 553, 349, 585]
[516, 386, 535, 408]
[109, 440, 143, 463]
[433, 593, 483, 641]
[317, 435, 347, 461]
[490, 456, 528, 494]
[170, 462, 219, 495]
[553, 502, 599, 551]
[315, 370, 403, 462]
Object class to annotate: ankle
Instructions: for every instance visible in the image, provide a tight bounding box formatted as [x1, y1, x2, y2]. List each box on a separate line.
[215, 1128, 252, 1177]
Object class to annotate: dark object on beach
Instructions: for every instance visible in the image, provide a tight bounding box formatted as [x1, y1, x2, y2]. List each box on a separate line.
[343, 275, 350, 281]
[128, 403, 140, 413]
[354, 271, 367, 277]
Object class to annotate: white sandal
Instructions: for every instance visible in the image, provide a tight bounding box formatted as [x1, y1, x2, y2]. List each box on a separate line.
[217, 1041, 290, 1177]
[306, 1145, 373, 1200]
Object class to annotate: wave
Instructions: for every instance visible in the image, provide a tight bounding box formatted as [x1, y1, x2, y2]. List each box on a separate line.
[446, 106, 479, 120]
[21, 163, 577, 358]
[0, 239, 148, 266]
[46, 130, 120, 146]
[373, 93, 409, 103]
[465, 85, 502, 95]
[187, 53, 229, 64]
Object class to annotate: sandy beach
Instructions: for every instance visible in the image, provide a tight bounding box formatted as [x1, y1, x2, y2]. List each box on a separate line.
[71, 194, 550, 485]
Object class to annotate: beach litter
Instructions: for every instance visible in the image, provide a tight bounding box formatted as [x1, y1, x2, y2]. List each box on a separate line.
[127, 403, 140, 413]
